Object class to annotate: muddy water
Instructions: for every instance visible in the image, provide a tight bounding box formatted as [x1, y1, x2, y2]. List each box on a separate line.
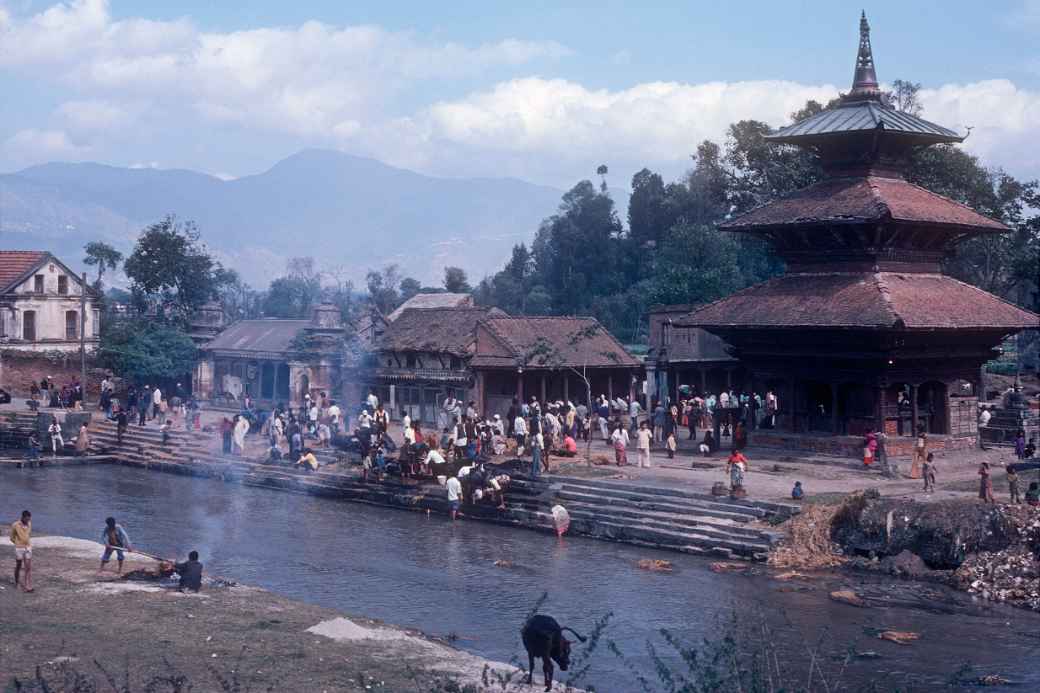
[4, 465, 1038, 691]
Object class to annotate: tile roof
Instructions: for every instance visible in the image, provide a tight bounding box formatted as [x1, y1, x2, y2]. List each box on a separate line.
[387, 293, 473, 322]
[0, 251, 49, 292]
[722, 176, 1008, 231]
[767, 100, 962, 144]
[472, 316, 642, 369]
[203, 319, 310, 355]
[676, 273, 1039, 331]
[377, 307, 500, 357]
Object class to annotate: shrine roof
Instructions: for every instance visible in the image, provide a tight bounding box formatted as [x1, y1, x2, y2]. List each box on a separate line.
[676, 272, 1038, 331]
[203, 319, 309, 355]
[767, 100, 962, 145]
[471, 316, 641, 370]
[720, 176, 1008, 232]
[377, 307, 502, 357]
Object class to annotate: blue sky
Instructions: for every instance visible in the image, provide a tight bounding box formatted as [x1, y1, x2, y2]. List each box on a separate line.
[1, 0, 1038, 186]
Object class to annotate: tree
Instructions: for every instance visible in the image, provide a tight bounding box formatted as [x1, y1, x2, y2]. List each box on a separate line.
[100, 321, 197, 385]
[443, 266, 471, 293]
[83, 241, 123, 288]
[366, 264, 403, 315]
[123, 215, 233, 324]
[399, 277, 422, 302]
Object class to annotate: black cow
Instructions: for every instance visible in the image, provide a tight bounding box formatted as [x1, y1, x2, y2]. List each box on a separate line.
[521, 614, 587, 691]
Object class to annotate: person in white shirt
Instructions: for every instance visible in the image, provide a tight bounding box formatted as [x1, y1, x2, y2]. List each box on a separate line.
[151, 387, 163, 420]
[358, 410, 372, 430]
[446, 475, 463, 520]
[366, 391, 379, 411]
[636, 421, 653, 468]
[611, 424, 629, 466]
[513, 415, 528, 455]
[979, 407, 992, 427]
[327, 402, 342, 434]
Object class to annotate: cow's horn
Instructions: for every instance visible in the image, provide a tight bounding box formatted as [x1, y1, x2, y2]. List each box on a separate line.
[561, 627, 587, 643]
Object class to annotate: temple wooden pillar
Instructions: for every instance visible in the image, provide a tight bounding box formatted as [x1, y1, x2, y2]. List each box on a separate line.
[910, 383, 920, 436]
[699, 369, 707, 395]
[516, 372, 524, 402]
[563, 374, 569, 403]
[831, 383, 840, 435]
[540, 375, 547, 404]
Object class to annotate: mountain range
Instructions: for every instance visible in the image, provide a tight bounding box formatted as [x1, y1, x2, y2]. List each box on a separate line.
[0, 149, 571, 287]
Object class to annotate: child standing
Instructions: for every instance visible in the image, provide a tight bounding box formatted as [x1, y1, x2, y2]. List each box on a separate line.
[922, 452, 937, 493]
[666, 430, 677, 459]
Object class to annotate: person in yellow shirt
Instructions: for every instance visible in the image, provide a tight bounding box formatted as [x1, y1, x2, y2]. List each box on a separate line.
[10, 510, 33, 592]
[296, 449, 319, 472]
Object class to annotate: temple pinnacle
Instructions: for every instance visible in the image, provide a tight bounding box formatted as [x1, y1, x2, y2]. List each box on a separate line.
[849, 11, 881, 99]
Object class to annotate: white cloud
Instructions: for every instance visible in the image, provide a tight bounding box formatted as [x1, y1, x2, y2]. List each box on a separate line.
[4, 128, 91, 165]
[0, 1, 1038, 186]
[0, 0, 570, 140]
[920, 79, 1040, 176]
[352, 78, 841, 182]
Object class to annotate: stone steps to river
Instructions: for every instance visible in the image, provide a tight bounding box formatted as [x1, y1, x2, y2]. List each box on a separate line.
[74, 419, 793, 562]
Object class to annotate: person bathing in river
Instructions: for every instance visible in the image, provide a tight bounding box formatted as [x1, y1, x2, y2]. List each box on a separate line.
[99, 517, 133, 575]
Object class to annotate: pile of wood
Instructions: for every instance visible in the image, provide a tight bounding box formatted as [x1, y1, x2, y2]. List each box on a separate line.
[767, 503, 846, 569]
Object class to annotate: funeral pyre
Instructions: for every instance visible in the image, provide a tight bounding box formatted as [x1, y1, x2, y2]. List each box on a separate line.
[954, 505, 1040, 611]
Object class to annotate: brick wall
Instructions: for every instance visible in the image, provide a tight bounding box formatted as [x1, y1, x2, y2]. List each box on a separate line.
[751, 430, 978, 459]
[0, 351, 106, 398]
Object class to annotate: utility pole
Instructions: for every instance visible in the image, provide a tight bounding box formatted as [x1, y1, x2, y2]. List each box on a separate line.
[80, 272, 87, 396]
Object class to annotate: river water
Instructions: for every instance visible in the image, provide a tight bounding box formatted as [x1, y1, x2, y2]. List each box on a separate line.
[3, 465, 1038, 691]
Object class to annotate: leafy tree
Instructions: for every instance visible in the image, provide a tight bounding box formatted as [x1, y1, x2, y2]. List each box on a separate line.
[443, 266, 471, 293]
[99, 321, 197, 385]
[399, 277, 422, 302]
[263, 276, 321, 318]
[366, 264, 402, 315]
[83, 241, 123, 288]
[123, 215, 233, 324]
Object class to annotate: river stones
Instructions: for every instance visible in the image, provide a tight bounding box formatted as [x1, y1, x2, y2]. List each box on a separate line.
[829, 590, 866, 607]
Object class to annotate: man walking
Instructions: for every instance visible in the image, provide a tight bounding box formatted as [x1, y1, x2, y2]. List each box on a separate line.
[10, 510, 33, 592]
[99, 517, 133, 575]
[151, 385, 163, 421]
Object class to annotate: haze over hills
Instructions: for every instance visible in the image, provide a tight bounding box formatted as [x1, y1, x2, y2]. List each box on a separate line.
[0, 149, 573, 287]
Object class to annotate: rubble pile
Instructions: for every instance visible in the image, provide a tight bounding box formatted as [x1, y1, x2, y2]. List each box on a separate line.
[954, 506, 1040, 611]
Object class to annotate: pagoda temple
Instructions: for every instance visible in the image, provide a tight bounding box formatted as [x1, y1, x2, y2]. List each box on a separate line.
[677, 13, 1038, 455]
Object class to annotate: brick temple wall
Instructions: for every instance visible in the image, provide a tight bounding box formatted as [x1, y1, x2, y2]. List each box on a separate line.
[751, 431, 977, 459]
[0, 350, 106, 398]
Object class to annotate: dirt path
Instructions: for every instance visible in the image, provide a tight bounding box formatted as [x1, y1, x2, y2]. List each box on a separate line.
[0, 536, 578, 692]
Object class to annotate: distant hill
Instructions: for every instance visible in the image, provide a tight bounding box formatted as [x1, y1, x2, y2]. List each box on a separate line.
[0, 149, 568, 286]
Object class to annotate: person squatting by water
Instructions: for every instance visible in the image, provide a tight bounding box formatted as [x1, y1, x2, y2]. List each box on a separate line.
[10, 510, 33, 592]
[175, 550, 204, 592]
[99, 517, 133, 575]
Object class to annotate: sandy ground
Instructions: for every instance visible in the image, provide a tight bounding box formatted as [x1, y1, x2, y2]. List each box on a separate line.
[0, 536, 582, 692]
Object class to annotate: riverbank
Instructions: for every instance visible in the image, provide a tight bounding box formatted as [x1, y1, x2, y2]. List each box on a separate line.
[0, 536, 573, 692]
[768, 492, 1040, 613]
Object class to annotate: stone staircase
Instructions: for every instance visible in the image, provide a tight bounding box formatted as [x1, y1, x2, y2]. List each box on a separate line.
[81, 423, 792, 561]
[502, 475, 793, 561]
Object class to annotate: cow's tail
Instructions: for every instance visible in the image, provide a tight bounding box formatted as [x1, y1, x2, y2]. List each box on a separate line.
[562, 627, 587, 643]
